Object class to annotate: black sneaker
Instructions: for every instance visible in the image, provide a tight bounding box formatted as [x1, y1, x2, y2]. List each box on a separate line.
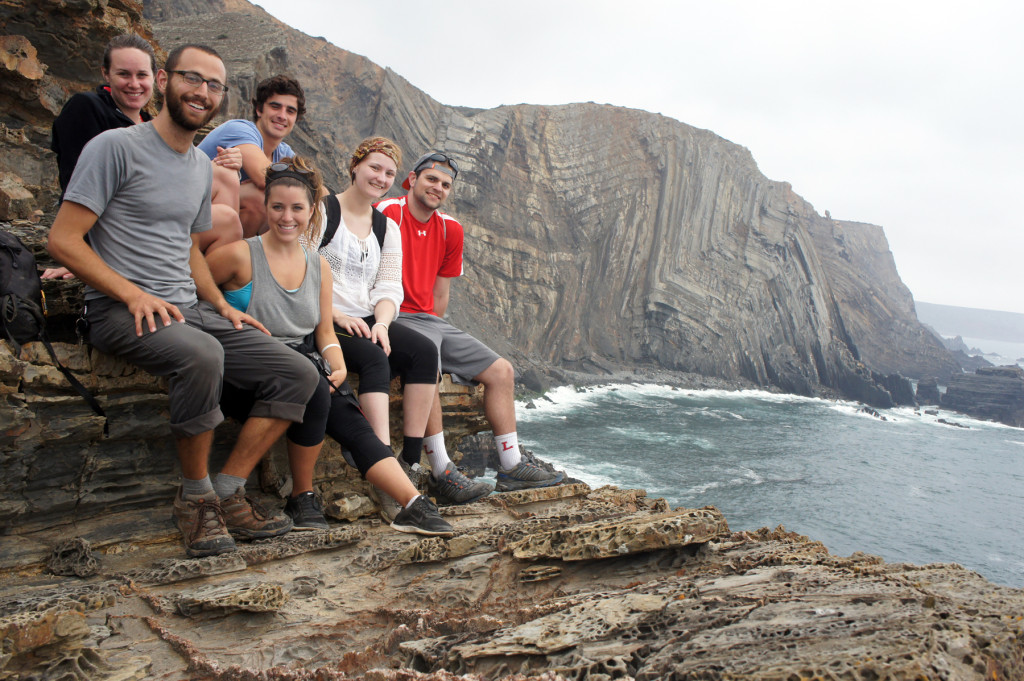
[428, 463, 494, 505]
[284, 491, 329, 531]
[391, 495, 455, 537]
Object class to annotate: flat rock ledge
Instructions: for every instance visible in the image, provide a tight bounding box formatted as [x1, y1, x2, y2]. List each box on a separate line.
[1, 485, 1022, 680]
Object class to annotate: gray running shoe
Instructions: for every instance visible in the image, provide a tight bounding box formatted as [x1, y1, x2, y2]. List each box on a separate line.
[495, 457, 565, 492]
[391, 495, 454, 537]
[284, 491, 329, 531]
[173, 488, 236, 558]
[428, 463, 494, 505]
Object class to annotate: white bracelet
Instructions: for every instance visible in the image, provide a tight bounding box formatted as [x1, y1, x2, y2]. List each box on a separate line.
[319, 343, 341, 353]
[372, 322, 389, 330]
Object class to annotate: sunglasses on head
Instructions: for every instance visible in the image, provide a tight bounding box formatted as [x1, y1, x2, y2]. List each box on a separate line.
[269, 162, 311, 174]
[414, 152, 458, 179]
[267, 162, 314, 188]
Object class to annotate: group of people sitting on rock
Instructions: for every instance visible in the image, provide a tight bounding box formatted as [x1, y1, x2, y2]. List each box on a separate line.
[46, 35, 563, 558]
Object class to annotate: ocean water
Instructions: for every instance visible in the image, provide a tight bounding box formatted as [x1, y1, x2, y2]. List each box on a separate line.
[513, 384, 1024, 588]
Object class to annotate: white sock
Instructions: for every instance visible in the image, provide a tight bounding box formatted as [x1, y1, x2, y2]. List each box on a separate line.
[405, 494, 422, 510]
[424, 433, 453, 479]
[495, 432, 522, 470]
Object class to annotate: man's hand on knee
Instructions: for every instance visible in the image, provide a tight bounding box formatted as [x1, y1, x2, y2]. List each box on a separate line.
[128, 291, 184, 336]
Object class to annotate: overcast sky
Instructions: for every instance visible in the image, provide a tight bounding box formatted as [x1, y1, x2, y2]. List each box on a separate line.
[256, 0, 1024, 314]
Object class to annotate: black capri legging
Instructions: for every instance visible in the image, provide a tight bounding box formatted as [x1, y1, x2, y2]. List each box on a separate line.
[221, 371, 330, 447]
[223, 371, 394, 477]
[336, 315, 439, 393]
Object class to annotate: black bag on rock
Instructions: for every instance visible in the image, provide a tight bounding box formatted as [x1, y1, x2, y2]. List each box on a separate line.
[1, 228, 106, 431]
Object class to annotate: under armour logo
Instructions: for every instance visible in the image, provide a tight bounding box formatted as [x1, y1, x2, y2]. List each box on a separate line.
[416, 229, 427, 237]
[501, 442, 515, 451]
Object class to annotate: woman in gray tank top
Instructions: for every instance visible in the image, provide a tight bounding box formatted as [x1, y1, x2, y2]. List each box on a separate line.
[206, 156, 452, 536]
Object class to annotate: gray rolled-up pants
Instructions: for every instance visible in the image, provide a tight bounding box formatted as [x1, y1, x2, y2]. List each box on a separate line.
[86, 297, 319, 438]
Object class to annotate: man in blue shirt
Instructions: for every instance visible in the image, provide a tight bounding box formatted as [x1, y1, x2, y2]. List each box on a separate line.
[198, 75, 304, 248]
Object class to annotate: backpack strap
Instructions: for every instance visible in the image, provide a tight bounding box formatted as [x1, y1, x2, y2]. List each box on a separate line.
[321, 195, 388, 253]
[371, 208, 387, 251]
[318, 193, 341, 249]
[38, 328, 108, 435]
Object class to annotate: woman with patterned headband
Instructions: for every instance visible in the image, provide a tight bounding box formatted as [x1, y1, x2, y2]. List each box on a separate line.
[206, 155, 453, 536]
[317, 137, 490, 509]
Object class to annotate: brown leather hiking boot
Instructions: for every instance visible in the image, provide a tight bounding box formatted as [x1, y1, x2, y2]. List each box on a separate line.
[219, 487, 293, 539]
[173, 488, 236, 558]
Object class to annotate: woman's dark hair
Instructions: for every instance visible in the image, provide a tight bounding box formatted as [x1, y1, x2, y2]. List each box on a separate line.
[103, 34, 157, 75]
[264, 156, 324, 244]
[251, 75, 306, 121]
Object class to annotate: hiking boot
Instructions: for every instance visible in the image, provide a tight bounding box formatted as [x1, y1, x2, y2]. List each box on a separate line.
[428, 463, 494, 505]
[220, 487, 293, 539]
[284, 491, 329, 531]
[495, 457, 565, 492]
[391, 495, 455, 537]
[173, 488, 236, 558]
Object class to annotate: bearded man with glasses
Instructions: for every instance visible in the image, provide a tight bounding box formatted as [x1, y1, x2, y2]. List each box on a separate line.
[48, 45, 318, 558]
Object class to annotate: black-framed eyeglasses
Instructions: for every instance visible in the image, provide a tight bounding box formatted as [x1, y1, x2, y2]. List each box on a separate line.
[413, 152, 458, 179]
[170, 70, 228, 95]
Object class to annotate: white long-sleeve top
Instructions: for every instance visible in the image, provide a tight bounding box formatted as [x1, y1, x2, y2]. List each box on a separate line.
[318, 210, 403, 318]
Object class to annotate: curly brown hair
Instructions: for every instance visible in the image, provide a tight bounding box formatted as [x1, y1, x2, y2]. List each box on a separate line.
[252, 75, 306, 121]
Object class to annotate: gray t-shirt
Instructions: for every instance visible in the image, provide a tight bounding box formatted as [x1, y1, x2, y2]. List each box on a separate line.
[64, 123, 213, 305]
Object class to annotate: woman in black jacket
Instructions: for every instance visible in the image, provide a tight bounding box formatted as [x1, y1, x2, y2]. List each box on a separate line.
[51, 34, 157, 194]
[46, 35, 158, 280]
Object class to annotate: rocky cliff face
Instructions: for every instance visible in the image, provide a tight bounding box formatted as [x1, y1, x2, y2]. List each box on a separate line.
[808, 219, 961, 381]
[137, 0, 952, 404]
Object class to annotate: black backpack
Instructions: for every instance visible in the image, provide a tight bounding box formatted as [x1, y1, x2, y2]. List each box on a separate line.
[318, 193, 387, 250]
[1, 229, 106, 431]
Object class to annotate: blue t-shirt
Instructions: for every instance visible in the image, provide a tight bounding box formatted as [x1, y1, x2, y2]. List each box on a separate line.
[197, 119, 295, 182]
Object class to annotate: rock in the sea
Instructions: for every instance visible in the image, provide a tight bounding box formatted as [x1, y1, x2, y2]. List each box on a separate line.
[942, 365, 1024, 427]
[916, 377, 941, 405]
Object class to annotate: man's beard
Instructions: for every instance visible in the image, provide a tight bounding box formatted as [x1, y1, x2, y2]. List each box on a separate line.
[165, 86, 219, 132]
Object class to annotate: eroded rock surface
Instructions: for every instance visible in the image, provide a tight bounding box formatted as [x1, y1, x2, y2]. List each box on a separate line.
[1, 488, 1021, 680]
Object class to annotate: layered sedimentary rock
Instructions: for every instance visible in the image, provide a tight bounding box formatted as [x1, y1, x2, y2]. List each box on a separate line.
[808, 219, 961, 381]
[942, 365, 1024, 427]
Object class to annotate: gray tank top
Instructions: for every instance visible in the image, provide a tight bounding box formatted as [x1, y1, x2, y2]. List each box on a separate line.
[246, 236, 321, 348]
